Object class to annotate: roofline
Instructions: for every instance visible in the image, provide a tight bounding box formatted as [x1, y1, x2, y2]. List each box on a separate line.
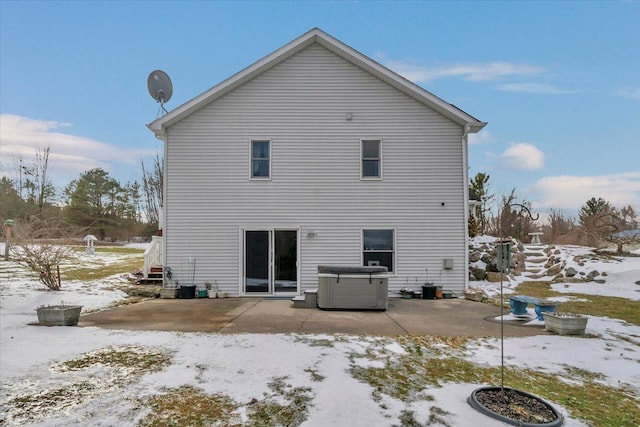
[148, 28, 486, 139]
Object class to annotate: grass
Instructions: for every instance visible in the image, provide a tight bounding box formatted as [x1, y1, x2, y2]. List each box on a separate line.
[138, 385, 243, 427]
[0, 245, 144, 282]
[60, 245, 144, 281]
[69, 246, 146, 255]
[350, 335, 640, 427]
[63, 254, 144, 281]
[514, 281, 640, 325]
[51, 345, 172, 373]
[247, 376, 313, 426]
[5, 346, 173, 425]
[137, 377, 313, 427]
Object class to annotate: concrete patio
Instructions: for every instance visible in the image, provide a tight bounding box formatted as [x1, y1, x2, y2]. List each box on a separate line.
[79, 297, 549, 337]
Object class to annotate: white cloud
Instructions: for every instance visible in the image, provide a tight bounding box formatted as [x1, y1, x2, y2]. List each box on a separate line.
[497, 83, 574, 94]
[468, 130, 494, 145]
[616, 87, 640, 99]
[500, 143, 545, 171]
[385, 60, 544, 83]
[0, 114, 156, 186]
[534, 172, 640, 210]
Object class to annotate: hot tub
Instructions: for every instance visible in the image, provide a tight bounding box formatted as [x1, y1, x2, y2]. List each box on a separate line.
[317, 265, 389, 310]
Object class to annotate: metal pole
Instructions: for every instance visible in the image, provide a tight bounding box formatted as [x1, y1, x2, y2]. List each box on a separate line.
[497, 203, 538, 394]
[500, 211, 505, 391]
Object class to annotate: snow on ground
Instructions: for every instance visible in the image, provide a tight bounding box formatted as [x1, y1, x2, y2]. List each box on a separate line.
[550, 260, 640, 300]
[468, 237, 640, 301]
[1, 241, 639, 426]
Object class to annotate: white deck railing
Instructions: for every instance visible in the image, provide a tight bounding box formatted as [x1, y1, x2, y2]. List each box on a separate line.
[143, 235, 163, 278]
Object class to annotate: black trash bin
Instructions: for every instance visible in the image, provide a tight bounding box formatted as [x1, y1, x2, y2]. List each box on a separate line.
[422, 284, 436, 300]
[180, 285, 196, 299]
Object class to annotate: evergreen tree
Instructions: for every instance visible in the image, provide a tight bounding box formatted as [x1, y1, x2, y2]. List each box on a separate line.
[578, 197, 617, 246]
[64, 168, 128, 239]
[469, 172, 493, 234]
[0, 177, 24, 220]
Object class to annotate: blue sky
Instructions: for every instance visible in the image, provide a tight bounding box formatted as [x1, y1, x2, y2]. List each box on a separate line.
[1, 1, 638, 216]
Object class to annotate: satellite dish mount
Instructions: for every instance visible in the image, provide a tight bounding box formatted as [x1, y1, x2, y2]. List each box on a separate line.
[147, 70, 173, 115]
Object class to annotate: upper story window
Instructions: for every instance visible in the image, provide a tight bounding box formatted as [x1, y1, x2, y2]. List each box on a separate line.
[251, 140, 271, 179]
[361, 139, 382, 179]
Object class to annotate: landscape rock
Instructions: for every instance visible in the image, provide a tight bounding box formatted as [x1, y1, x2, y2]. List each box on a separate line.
[481, 253, 494, 265]
[566, 267, 578, 277]
[486, 272, 509, 282]
[469, 251, 482, 263]
[511, 253, 526, 275]
[546, 264, 563, 276]
[470, 267, 486, 280]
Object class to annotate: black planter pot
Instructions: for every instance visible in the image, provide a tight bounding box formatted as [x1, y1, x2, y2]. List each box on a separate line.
[180, 285, 196, 299]
[422, 284, 436, 299]
[468, 386, 563, 427]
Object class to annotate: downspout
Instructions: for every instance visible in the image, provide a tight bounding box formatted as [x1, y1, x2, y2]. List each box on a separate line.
[161, 129, 168, 281]
[462, 124, 471, 291]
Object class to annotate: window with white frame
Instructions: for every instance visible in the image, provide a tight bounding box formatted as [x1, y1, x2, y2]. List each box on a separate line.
[361, 139, 382, 179]
[363, 229, 395, 273]
[251, 140, 270, 179]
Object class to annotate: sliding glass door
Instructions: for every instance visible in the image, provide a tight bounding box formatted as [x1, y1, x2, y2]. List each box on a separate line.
[243, 229, 298, 295]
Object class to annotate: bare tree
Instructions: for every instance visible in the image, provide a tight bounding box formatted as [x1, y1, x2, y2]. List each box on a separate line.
[15, 147, 56, 210]
[494, 189, 534, 241]
[8, 215, 82, 290]
[604, 205, 639, 253]
[141, 155, 163, 231]
[606, 229, 640, 254]
[34, 146, 55, 209]
[544, 208, 577, 244]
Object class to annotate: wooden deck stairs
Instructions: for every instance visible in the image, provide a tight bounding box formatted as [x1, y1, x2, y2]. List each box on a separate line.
[136, 235, 163, 285]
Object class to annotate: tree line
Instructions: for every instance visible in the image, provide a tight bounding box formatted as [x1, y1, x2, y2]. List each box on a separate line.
[1, 149, 637, 250]
[468, 172, 639, 252]
[1, 147, 162, 241]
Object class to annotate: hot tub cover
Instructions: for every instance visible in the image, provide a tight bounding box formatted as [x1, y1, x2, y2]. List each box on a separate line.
[317, 265, 388, 274]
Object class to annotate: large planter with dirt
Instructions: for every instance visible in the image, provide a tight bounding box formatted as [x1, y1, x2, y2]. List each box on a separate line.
[160, 288, 179, 299]
[468, 386, 563, 426]
[36, 305, 83, 326]
[543, 312, 588, 335]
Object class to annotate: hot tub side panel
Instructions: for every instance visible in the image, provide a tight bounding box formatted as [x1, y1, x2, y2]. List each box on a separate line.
[317, 274, 388, 310]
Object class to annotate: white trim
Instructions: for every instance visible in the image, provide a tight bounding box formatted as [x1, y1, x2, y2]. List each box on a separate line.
[249, 139, 272, 181]
[361, 228, 397, 276]
[161, 130, 169, 283]
[360, 138, 383, 181]
[239, 227, 300, 296]
[462, 126, 470, 290]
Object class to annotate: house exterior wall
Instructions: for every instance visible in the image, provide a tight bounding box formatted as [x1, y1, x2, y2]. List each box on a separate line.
[163, 43, 468, 295]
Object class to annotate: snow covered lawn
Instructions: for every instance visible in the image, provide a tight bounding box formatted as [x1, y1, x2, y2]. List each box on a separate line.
[1, 243, 639, 426]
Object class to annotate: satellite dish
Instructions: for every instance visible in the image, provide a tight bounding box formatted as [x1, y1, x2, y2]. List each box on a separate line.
[147, 70, 172, 112]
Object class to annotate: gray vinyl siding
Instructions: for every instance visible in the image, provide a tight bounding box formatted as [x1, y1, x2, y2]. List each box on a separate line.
[164, 43, 467, 294]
